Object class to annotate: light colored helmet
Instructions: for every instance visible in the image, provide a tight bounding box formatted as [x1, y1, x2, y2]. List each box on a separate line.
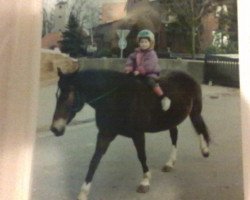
[137, 29, 155, 42]
[137, 29, 155, 49]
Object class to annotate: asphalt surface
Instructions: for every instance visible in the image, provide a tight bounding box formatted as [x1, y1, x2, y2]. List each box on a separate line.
[31, 84, 243, 200]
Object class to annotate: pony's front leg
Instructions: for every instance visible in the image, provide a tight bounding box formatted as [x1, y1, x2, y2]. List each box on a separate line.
[78, 132, 116, 200]
[132, 133, 151, 193]
[162, 127, 178, 172]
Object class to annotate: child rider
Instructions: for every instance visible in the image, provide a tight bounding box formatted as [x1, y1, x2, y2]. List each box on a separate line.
[124, 29, 170, 111]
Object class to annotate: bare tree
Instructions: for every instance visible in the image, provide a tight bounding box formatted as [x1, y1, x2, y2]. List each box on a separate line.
[215, 0, 238, 53]
[69, 0, 100, 45]
[42, 7, 55, 37]
[70, 0, 88, 25]
[162, 0, 217, 57]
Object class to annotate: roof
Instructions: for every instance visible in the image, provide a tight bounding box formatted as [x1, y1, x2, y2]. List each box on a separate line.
[101, 2, 126, 23]
[41, 32, 63, 49]
[56, 1, 67, 5]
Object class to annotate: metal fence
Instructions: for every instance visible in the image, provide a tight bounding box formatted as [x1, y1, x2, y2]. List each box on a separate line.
[204, 54, 239, 87]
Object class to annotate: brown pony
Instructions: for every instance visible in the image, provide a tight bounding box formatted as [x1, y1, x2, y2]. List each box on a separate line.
[50, 69, 210, 200]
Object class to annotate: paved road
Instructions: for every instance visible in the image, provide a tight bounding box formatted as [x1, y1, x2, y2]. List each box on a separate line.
[32, 85, 243, 200]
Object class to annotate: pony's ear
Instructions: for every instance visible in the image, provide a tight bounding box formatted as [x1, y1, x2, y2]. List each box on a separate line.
[70, 65, 80, 76]
[74, 66, 80, 73]
[57, 67, 63, 77]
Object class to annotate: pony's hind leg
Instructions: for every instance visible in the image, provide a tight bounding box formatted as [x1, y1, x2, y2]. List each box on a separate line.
[78, 132, 116, 200]
[132, 133, 151, 193]
[190, 114, 210, 157]
[162, 127, 178, 172]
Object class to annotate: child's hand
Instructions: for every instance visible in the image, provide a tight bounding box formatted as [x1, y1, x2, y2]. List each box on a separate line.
[134, 71, 140, 76]
[137, 66, 146, 75]
[124, 66, 133, 74]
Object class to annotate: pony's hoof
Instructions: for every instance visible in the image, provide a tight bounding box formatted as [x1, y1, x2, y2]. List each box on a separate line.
[77, 193, 88, 200]
[77, 196, 87, 200]
[137, 185, 149, 193]
[201, 148, 210, 158]
[162, 165, 173, 172]
[202, 151, 209, 158]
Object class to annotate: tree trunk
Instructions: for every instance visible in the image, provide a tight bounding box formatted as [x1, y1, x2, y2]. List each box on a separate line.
[191, 0, 196, 58]
[191, 25, 196, 58]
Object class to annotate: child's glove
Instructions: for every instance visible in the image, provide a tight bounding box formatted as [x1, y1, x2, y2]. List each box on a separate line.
[133, 71, 140, 76]
[124, 66, 133, 74]
[136, 66, 146, 75]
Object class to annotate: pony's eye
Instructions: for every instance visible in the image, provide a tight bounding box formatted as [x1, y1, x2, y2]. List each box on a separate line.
[56, 88, 69, 100]
[56, 89, 61, 99]
[59, 90, 67, 99]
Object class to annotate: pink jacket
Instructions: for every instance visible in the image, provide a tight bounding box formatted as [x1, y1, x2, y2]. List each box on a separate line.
[125, 48, 161, 78]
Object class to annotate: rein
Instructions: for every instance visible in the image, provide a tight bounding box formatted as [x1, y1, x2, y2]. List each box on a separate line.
[55, 86, 119, 113]
[87, 86, 119, 104]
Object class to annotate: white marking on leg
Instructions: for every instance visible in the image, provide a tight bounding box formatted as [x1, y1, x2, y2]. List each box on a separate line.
[165, 145, 177, 168]
[140, 171, 151, 186]
[199, 135, 209, 154]
[78, 182, 91, 200]
[52, 118, 66, 132]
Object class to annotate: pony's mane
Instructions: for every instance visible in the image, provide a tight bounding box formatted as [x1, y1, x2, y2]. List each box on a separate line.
[76, 69, 144, 90]
[80, 69, 129, 80]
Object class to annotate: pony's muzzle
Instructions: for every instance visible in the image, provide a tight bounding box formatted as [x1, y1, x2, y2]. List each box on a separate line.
[50, 118, 67, 136]
[50, 126, 65, 137]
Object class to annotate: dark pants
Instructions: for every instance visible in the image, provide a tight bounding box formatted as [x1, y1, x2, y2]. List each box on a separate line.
[145, 77, 159, 88]
[144, 77, 163, 97]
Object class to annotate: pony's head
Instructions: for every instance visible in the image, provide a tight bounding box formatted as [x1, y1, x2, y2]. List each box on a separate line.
[50, 68, 84, 136]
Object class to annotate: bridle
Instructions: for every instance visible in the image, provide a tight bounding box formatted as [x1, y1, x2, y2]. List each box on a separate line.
[55, 86, 119, 113]
[55, 87, 84, 113]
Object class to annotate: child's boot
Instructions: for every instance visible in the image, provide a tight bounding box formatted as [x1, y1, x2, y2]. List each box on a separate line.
[153, 85, 171, 111]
